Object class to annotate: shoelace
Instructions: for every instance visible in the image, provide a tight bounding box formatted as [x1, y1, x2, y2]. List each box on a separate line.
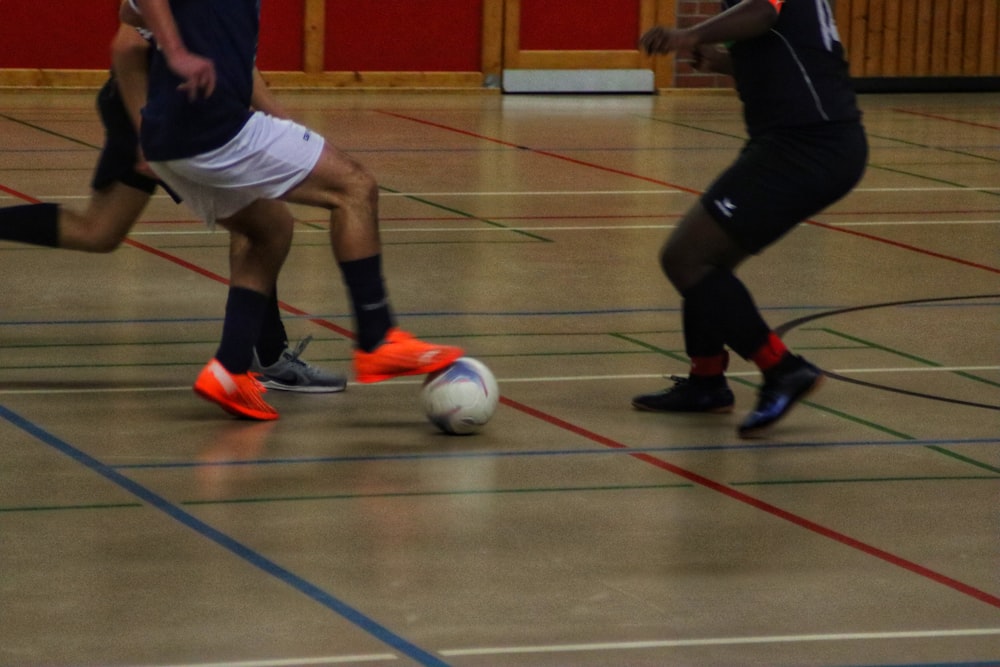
[281, 336, 338, 380]
[283, 336, 313, 365]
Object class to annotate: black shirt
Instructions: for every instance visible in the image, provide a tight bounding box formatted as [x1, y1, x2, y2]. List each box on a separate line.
[724, 0, 861, 136]
[141, 0, 258, 161]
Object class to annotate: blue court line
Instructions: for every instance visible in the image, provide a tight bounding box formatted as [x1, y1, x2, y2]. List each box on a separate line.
[0, 299, 995, 327]
[0, 403, 451, 667]
[112, 437, 1000, 470]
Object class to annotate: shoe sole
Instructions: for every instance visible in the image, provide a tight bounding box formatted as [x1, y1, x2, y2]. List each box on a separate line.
[193, 385, 280, 421]
[737, 372, 824, 439]
[631, 401, 735, 414]
[258, 379, 347, 393]
[355, 351, 463, 384]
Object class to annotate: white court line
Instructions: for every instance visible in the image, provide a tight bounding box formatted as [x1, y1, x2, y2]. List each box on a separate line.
[0, 366, 995, 396]
[128, 627, 1000, 666]
[143, 655, 397, 667]
[5, 185, 1000, 200]
[23, 220, 995, 240]
[440, 627, 1000, 657]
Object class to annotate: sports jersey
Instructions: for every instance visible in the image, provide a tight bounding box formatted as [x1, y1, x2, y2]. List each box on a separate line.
[723, 0, 860, 135]
[140, 0, 259, 161]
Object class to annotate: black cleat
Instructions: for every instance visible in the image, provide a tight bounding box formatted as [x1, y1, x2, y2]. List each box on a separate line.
[632, 375, 735, 413]
[738, 356, 823, 438]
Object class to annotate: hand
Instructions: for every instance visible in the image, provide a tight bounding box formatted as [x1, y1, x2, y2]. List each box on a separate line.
[164, 49, 216, 101]
[690, 44, 731, 74]
[639, 26, 697, 56]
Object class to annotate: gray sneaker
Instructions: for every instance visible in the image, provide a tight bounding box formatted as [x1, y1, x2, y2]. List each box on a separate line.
[251, 336, 347, 393]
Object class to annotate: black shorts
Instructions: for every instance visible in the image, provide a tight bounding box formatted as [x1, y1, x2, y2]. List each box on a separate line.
[91, 77, 159, 194]
[700, 121, 868, 253]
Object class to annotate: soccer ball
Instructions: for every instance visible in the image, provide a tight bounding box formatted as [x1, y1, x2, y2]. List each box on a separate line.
[421, 357, 499, 435]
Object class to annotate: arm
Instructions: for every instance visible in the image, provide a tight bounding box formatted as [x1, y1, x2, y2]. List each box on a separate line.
[131, 0, 216, 100]
[110, 25, 150, 132]
[640, 0, 779, 57]
[250, 69, 289, 119]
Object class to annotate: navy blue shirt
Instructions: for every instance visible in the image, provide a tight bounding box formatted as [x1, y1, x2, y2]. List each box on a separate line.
[724, 0, 861, 136]
[141, 0, 259, 161]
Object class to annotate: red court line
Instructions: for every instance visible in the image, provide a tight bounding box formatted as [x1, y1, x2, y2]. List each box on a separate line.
[0, 184, 356, 339]
[502, 395, 1000, 609]
[894, 108, 1000, 131]
[377, 110, 1000, 276]
[4, 161, 998, 608]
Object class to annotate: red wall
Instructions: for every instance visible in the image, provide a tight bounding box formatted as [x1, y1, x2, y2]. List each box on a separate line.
[519, 0, 641, 51]
[324, 0, 482, 72]
[0, 1, 119, 69]
[258, 0, 305, 71]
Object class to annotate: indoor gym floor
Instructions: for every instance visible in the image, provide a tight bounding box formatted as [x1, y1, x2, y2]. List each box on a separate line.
[0, 87, 998, 667]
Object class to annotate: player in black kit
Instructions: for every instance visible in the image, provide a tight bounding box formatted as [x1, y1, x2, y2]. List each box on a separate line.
[632, 0, 868, 437]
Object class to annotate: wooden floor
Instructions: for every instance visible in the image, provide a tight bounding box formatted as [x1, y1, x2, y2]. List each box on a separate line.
[1, 88, 998, 667]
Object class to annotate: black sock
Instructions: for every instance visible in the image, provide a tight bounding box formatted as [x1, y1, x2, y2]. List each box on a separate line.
[254, 289, 288, 366]
[215, 287, 269, 373]
[339, 255, 395, 352]
[681, 269, 770, 360]
[0, 203, 60, 247]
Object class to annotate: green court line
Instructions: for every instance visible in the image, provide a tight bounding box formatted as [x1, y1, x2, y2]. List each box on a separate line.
[613, 332, 916, 439]
[615, 330, 1000, 472]
[732, 474, 999, 487]
[377, 184, 553, 242]
[3, 473, 996, 514]
[0, 502, 142, 513]
[821, 327, 1000, 389]
[642, 115, 1000, 197]
[922, 446, 1000, 475]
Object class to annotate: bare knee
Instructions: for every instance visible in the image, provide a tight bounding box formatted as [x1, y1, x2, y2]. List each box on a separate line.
[659, 241, 708, 292]
[60, 210, 129, 253]
[87, 225, 129, 253]
[340, 159, 378, 208]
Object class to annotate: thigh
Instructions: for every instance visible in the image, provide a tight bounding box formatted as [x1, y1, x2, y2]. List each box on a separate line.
[701, 124, 867, 253]
[282, 142, 376, 210]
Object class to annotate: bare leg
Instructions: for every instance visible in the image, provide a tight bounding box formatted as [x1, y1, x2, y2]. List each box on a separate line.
[59, 183, 151, 252]
[218, 198, 295, 295]
[282, 144, 380, 262]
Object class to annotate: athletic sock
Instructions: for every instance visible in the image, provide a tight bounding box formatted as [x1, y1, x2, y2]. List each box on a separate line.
[339, 254, 395, 352]
[254, 289, 288, 366]
[680, 268, 772, 361]
[751, 331, 789, 372]
[682, 296, 728, 378]
[215, 287, 269, 374]
[690, 351, 729, 379]
[0, 203, 60, 247]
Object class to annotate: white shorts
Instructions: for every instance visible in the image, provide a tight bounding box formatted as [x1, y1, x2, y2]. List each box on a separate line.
[150, 112, 325, 227]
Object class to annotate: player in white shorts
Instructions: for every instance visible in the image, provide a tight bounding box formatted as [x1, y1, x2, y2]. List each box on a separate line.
[125, 0, 463, 421]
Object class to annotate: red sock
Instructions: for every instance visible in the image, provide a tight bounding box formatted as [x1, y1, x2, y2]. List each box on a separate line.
[751, 332, 788, 371]
[690, 351, 729, 377]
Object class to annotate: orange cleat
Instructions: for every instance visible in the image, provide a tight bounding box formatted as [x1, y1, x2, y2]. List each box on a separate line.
[353, 328, 463, 383]
[193, 359, 279, 421]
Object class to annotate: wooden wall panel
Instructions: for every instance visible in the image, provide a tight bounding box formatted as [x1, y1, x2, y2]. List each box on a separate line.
[837, 0, 999, 78]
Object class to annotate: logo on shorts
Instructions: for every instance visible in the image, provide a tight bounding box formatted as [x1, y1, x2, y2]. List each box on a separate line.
[303, 131, 311, 141]
[714, 197, 737, 218]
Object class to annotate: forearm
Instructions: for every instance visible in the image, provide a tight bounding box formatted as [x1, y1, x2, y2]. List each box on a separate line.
[687, 0, 779, 46]
[251, 69, 289, 119]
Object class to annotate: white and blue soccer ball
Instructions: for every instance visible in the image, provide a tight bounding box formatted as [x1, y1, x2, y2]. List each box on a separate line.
[421, 357, 499, 435]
